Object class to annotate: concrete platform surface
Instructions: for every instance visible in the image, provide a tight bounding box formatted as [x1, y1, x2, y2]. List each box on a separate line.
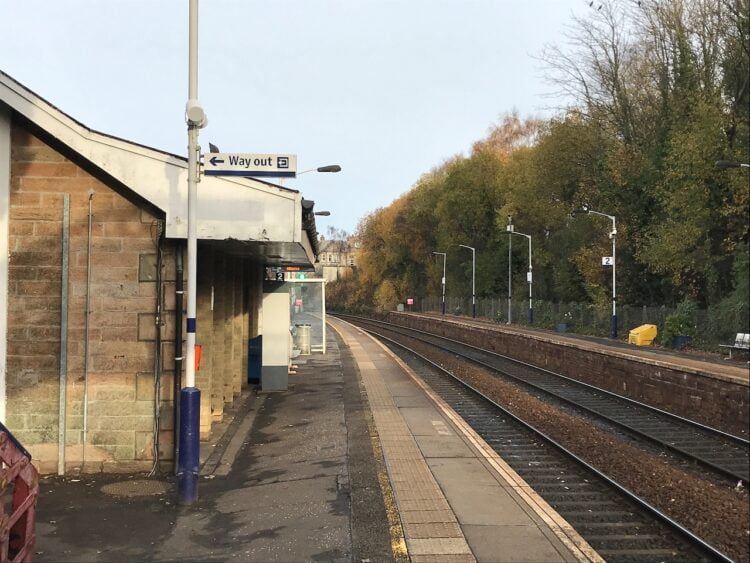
[33, 332, 394, 562]
[329, 317, 602, 563]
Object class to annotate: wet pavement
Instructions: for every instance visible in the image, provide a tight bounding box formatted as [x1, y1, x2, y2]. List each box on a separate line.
[34, 332, 393, 562]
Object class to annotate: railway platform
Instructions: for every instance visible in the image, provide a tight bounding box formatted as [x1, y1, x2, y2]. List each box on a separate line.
[329, 317, 599, 563]
[32, 317, 600, 562]
[390, 312, 749, 438]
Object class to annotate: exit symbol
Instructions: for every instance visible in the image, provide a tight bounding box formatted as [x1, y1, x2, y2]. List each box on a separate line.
[277, 156, 289, 169]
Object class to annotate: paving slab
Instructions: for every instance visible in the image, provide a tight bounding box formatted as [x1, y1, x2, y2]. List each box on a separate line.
[330, 316, 602, 563]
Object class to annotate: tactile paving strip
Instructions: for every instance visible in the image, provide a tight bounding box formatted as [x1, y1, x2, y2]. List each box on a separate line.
[336, 327, 475, 561]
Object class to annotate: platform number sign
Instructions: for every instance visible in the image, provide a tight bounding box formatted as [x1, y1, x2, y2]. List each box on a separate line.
[602, 256, 613, 266]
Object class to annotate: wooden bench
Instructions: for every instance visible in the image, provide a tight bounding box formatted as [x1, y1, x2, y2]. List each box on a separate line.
[719, 333, 750, 359]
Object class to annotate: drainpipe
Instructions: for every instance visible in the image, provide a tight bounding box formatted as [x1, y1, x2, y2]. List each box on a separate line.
[173, 244, 184, 474]
[82, 193, 93, 470]
[57, 194, 70, 475]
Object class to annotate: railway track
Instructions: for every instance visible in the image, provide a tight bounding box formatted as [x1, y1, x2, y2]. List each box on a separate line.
[336, 314, 739, 562]
[338, 314, 749, 483]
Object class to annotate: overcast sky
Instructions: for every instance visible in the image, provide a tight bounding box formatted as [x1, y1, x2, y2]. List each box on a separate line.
[1, 0, 584, 234]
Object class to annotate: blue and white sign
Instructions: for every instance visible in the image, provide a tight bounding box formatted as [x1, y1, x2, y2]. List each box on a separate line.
[203, 153, 297, 178]
[602, 256, 613, 266]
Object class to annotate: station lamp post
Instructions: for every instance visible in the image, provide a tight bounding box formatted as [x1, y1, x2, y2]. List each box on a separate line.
[458, 245, 476, 318]
[281, 165, 341, 185]
[298, 165, 342, 175]
[432, 251, 447, 315]
[715, 160, 750, 169]
[506, 216, 512, 324]
[573, 204, 618, 339]
[181, 0, 209, 505]
[501, 222, 533, 324]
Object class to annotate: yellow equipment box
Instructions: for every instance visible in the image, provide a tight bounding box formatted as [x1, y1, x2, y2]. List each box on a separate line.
[628, 324, 657, 346]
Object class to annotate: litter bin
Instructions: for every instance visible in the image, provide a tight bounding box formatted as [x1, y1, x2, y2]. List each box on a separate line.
[247, 336, 262, 384]
[628, 324, 657, 346]
[296, 323, 311, 355]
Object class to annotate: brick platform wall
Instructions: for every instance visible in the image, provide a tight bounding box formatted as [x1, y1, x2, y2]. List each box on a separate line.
[387, 313, 749, 437]
[6, 122, 173, 473]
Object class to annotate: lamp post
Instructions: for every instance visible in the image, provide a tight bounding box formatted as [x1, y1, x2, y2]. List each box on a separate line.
[281, 165, 341, 185]
[181, 0, 209, 505]
[506, 216, 513, 324]
[459, 245, 476, 318]
[432, 252, 447, 315]
[502, 227, 533, 324]
[715, 160, 750, 169]
[573, 204, 617, 339]
[298, 165, 342, 175]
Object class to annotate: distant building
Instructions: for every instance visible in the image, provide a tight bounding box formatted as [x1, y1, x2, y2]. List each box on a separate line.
[316, 238, 357, 282]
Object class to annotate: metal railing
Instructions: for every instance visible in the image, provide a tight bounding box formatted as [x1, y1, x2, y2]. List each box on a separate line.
[417, 296, 749, 350]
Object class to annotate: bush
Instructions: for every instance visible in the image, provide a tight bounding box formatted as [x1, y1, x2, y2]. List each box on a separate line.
[661, 299, 697, 346]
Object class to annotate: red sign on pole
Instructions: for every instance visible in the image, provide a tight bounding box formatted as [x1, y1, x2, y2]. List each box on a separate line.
[406, 298, 414, 305]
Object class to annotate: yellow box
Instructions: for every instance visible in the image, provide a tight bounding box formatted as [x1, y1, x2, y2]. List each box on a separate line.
[628, 324, 657, 346]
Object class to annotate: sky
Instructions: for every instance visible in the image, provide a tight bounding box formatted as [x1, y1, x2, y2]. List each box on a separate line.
[0, 0, 584, 235]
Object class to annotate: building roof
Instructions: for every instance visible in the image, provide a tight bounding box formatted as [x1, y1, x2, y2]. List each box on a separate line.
[0, 69, 317, 266]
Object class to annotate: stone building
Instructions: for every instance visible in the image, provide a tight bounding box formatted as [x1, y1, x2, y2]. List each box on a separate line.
[0, 70, 318, 473]
[316, 238, 357, 282]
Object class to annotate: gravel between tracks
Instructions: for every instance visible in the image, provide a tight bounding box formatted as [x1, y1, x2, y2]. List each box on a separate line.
[401, 337, 750, 561]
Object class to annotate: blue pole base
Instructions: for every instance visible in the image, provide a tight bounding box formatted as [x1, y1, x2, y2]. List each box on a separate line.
[472, 303, 476, 318]
[528, 308, 533, 324]
[611, 314, 618, 339]
[178, 387, 201, 505]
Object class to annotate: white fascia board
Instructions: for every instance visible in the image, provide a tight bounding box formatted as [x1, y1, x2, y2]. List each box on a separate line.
[0, 73, 301, 243]
[164, 170, 300, 242]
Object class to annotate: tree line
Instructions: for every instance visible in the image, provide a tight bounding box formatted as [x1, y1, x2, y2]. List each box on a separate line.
[329, 0, 749, 324]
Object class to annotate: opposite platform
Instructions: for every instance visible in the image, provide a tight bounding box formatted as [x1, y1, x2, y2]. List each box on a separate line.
[330, 317, 602, 563]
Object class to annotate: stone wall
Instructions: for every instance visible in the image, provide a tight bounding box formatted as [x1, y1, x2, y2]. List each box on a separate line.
[5, 120, 256, 473]
[387, 313, 749, 437]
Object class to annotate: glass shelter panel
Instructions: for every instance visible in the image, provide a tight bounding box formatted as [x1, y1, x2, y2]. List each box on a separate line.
[286, 280, 326, 354]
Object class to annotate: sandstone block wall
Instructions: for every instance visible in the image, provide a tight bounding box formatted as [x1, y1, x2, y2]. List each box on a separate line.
[388, 313, 749, 436]
[5, 120, 257, 473]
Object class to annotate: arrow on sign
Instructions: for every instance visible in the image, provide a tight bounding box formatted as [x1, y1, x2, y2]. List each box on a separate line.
[209, 156, 225, 166]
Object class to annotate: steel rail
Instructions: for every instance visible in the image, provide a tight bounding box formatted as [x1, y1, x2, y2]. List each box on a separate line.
[350, 320, 733, 563]
[413, 314, 750, 446]
[339, 314, 748, 447]
[340, 314, 749, 483]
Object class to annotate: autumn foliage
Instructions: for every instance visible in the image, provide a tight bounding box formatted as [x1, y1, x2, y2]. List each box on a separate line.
[329, 0, 749, 323]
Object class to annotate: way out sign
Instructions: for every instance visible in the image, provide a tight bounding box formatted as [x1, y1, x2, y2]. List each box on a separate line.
[602, 256, 614, 266]
[203, 153, 298, 178]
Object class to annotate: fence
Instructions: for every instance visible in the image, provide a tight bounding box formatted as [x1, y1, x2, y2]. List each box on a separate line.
[419, 296, 749, 350]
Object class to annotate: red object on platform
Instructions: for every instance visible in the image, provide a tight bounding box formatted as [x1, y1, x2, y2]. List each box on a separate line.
[195, 345, 203, 371]
[0, 426, 39, 562]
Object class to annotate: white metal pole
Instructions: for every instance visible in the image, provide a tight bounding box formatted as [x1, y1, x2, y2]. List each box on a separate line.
[472, 248, 476, 318]
[441, 253, 446, 315]
[527, 235, 533, 324]
[507, 217, 512, 325]
[186, 0, 198, 390]
[611, 217, 617, 339]
[322, 280, 327, 354]
[179, 0, 204, 505]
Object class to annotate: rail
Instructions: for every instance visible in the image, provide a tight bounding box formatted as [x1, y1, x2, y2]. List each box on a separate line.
[0, 423, 39, 563]
[343, 317, 733, 562]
